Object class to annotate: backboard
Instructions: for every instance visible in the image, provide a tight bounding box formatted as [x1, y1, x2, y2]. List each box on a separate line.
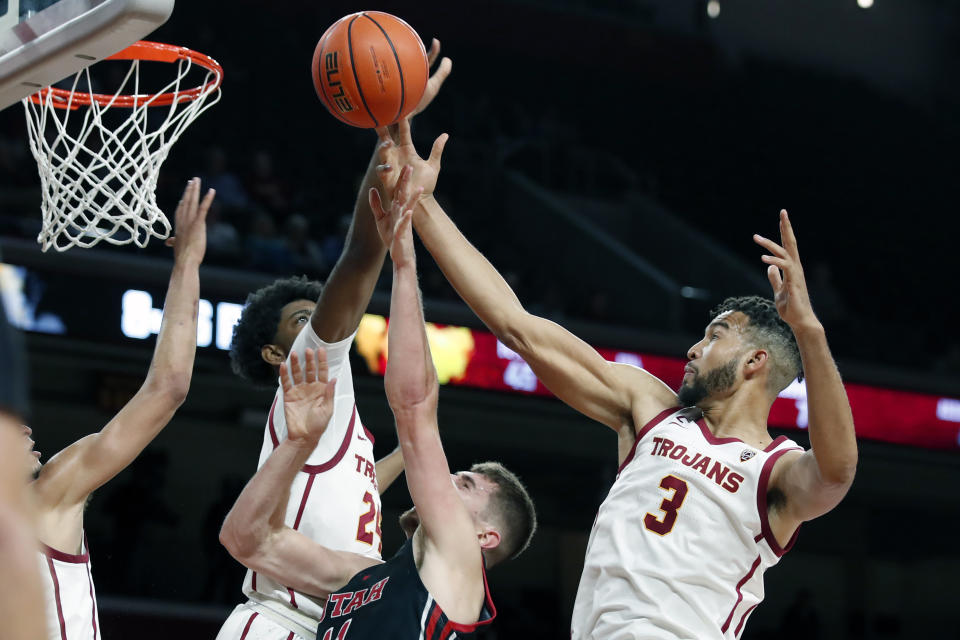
[0, 0, 174, 110]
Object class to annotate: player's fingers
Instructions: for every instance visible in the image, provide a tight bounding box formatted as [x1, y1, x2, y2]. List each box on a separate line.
[761, 255, 789, 270]
[323, 378, 337, 407]
[429, 57, 452, 91]
[426, 38, 440, 66]
[394, 165, 412, 205]
[752, 234, 788, 258]
[399, 117, 413, 146]
[279, 361, 292, 394]
[197, 188, 216, 219]
[369, 187, 386, 219]
[780, 210, 800, 256]
[164, 236, 176, 248]
[428, 133, 449, 168]
[304, 346, 319, 383]
[289, 351, 304, 385]
[188, 176, 200, 211]
[767, 265, 783, 291]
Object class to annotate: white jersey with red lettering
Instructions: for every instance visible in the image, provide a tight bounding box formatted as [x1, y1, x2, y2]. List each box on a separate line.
[217, 324, 382, 640]
[39, 537, 100, 640]
[571, 407, 803, 640]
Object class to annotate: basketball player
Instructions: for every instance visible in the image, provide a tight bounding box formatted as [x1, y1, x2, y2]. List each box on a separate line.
[215, 42, 453, 640]
[373, 121, 858, 639]
[0, 412, 47, 640]
[10, 177, 213, 640]
[219, 176, 536, 639]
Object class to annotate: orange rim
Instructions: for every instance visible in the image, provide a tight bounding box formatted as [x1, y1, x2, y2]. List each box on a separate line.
[29, 41, 223, 109]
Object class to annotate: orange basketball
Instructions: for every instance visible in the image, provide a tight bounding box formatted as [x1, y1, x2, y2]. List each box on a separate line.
[312, 12, 429, 128]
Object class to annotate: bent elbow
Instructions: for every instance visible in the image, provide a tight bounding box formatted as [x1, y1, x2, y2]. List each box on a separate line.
[146, 373, 191, 407]
[220, 523, 257, 565]
[497, 316, 535, 357]
[822, 458, 858, 488]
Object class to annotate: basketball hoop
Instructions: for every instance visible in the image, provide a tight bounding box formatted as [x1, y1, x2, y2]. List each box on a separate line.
[22, 41, 223, 252]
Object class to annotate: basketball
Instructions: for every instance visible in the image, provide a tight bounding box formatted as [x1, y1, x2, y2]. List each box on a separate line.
[312, 12, 429, 128]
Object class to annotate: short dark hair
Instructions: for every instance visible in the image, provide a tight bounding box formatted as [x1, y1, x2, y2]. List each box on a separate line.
[470, 461, 537, 566]
[711, 296, 803, 392]
[229, 276, 323, 387]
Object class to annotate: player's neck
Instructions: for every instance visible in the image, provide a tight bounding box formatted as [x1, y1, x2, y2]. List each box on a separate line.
[698, 387, 773, 448]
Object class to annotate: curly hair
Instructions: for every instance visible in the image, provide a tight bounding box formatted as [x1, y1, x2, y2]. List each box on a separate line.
[711, 296, 803, 393]
[470, 461, 537, 566]
[229, 276, 323, 387]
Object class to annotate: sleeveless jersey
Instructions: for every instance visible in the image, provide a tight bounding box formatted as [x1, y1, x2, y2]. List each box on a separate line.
[39, 536, 100, 640]
[240, 324, 382, 625]
[315, 539, 495, 640]
[571, 407, 803, 640]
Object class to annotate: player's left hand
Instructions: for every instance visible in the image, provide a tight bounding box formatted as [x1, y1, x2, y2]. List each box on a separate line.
[280, 349, 337, 447]
[374, 118, 447, 205]
[753, 210, 820, 331]
[164, 177, 215, 265]
[369, 164, 422, 268]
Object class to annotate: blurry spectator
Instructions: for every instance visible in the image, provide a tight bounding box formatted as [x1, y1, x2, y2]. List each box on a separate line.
[205, 199, 241, 263]
[320, 213, 352, 267]
[283, 213, 326, 277]
[247, 150, 290, 214]
[200, 147, 249, 210]
[245, 210, 294, 274]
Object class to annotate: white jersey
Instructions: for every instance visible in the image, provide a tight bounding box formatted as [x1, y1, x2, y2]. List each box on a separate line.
[238, 324, 381, 629]
[39, 537, 100, 640]
[572, 407, 802, 640]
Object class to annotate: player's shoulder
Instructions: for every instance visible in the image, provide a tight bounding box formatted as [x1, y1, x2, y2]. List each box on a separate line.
[607, 361, 678, 433]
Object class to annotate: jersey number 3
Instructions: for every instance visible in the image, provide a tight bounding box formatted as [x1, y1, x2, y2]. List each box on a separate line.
[356, 492, 383, 553]
[643, 475, 689, 536]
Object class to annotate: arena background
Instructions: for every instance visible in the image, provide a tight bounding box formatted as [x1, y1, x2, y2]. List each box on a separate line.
[1, 0, 959, 637]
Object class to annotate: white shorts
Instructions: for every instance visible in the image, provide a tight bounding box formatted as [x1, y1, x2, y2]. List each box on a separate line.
[216, 602, 316, 640]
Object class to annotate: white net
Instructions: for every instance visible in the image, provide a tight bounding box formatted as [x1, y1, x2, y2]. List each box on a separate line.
[22, 49, 221, 251]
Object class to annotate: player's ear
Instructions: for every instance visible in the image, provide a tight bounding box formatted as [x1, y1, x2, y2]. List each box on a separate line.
[261, 343, 286, 368]
[743, 349, 768, 378]
[477, 527, 501, 552]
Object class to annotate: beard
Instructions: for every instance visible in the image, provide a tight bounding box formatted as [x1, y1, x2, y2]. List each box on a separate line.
[398, 507, 419, 539]
[677, 358, 738, 407]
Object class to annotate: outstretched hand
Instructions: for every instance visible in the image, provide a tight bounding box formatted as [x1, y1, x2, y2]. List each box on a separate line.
[165, 177, 215, 264]
[407, 38, 452, 121]
[753, 210, 819, 331]
[280, 349, 337, 447]
[369, 165, 422, 268]
[375, 116, 447, 205]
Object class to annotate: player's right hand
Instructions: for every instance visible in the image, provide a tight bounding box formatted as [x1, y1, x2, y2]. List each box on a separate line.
[280, 349, 337, 447]
[165, 177, 215, 265]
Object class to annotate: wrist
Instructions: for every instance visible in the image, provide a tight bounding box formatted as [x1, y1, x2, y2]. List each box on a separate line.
[791, 319, 825, 339]
[285, 435, 319, 452]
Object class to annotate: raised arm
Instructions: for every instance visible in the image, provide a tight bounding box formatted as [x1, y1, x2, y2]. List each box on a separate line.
[33, 179, 213, 519]
[371, 170, 485, 590]
[220, 349, 378, 597]
[756, 212, 858, 533]
[310, 41, 452, 342]
[372, 121, 677, 438]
